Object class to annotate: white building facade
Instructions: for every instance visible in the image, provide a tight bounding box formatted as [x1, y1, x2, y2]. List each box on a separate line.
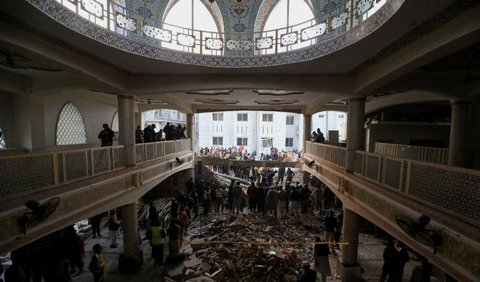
[196, 111, 303, 155]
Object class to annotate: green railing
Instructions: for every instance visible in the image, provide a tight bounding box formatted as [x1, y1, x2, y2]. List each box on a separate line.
[0, 139, 191, 199]
[305, 141, 480, 225]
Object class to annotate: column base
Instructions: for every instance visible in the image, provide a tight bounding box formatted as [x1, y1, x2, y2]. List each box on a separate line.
[337, 262, 362, 282]
[119, 249, 143, 274]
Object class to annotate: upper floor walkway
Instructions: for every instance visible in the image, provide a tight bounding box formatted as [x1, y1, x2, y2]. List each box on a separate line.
[303, 141, 480, 281]
[0, 139, 193, 253]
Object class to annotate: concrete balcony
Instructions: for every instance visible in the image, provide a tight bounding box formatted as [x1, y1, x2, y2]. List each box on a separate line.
[304, 141, 480, 281]
[0, 139, 193, 254]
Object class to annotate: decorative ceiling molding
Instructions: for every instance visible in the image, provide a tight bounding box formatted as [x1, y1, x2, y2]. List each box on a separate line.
[185, 90, 233, 95]
[195, 98, 239, 104]
[255, 99, 299, 105]
[26, 0, 404, 68]
[253, 89, 304, 96]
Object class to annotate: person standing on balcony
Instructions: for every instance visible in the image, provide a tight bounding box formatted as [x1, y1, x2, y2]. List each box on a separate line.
[135, 126, 143, 143]
[315, 128, 325, 143]
[98, 124, 114, 147]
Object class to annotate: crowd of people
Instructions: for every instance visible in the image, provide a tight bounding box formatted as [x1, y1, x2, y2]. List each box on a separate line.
[96, 122, 188, 148]
[198, 146, 300, 162]
[136, 122, 187, 143]
[3, 225, 85, 282]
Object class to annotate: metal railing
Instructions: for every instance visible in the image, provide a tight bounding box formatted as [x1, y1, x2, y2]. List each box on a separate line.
[305, 141, 480, 224]
[374, 142, 449, 165]
[47, 0, 389, 57]
[0, 139, 192, 199]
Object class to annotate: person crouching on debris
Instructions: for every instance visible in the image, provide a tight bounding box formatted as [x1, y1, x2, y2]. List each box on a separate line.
[298, 261, 317, 282]
[88, 244, 104, 282]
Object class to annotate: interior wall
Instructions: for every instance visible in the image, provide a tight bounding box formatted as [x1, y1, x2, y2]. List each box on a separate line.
[43, 91, 118, 148]
[367, 123, 451, 152]
[0, 91, 15, 148]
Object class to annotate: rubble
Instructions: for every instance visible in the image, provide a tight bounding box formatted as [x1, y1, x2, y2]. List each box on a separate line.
[182, 213, 321, 281]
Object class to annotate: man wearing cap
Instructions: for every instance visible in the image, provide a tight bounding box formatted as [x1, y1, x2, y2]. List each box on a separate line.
[88, 244, 105, 282]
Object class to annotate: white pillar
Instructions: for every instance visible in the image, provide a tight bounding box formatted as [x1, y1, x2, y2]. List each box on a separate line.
[304, 114, 312, 148]
[340, 208, 362, 281]
[187, 113, 194, 139]
[345, 97, 365, 172]
[119, 201, 143, 273]
[448, 99, 471, 167]
[117, 95, 136, 166]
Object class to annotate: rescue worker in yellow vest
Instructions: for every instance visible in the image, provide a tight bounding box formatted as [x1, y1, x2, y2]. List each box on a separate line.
[88, 244, 105, 282]
[146, 220, 166, 267]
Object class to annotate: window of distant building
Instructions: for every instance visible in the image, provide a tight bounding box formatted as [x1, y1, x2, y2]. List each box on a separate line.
[262, 138, 273, 147]
[285, 138, 293, 147]
[237, 138, 248, 146]
[286, 115, 294, 125]
[237, 113, 248, 121]
[318, 114, 324, 118]
[338, 114, 344, 118]
[262, 113, 273, 122]
[56, 102, 87, 145]
[212, 113, 224, 121]
[212, 137, 223, 146]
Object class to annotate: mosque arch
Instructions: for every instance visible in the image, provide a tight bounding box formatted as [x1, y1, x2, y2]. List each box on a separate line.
[55, 102, 87, 145]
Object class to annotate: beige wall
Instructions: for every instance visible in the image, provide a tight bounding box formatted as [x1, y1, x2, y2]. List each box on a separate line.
[367, 123, 450, 152]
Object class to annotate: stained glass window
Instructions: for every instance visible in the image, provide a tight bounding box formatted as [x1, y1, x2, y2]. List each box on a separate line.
[56, 102, 87, 145]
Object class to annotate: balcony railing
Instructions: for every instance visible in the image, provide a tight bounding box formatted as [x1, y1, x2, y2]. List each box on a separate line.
[26, 0, 402, 67]
[374, 142, 449, 165]
[305, 142, 480, 225]
[0, 139, 192, 199]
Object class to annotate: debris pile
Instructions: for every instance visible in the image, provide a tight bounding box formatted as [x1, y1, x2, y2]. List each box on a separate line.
[181, 213, 319, 281]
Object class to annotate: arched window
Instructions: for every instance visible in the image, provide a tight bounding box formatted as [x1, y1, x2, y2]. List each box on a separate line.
[56, 102, 87, 145]
[111, 110, 119, 141]
[0, 127, 5, 149]
[162, 0, 219, 52]
[262, 0, 314, 54]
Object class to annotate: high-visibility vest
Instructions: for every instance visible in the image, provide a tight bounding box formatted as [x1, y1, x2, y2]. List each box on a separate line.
[215, 189, 223, 199]
[96, 253, 105, 270]
[151, 226, 164, 246]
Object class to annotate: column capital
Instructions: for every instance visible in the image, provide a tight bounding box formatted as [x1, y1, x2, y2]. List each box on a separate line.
[348, 96, 366, 103]
[450, 99, 472, 106]
[117, 94, 135, 99]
